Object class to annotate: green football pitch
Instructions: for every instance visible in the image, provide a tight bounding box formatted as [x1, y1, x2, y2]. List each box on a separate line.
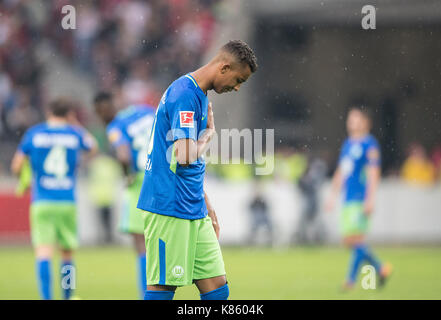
[1, 246, 440, 300]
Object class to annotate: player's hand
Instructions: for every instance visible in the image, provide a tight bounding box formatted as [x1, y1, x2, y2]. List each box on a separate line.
[324, 196, 336, 213]
[207, 102, 215, 132]
[363, 198, 375, 216]
[67, 110, 82, 127]
[208, 207, 220, 240]
[126, 174, 136, 187]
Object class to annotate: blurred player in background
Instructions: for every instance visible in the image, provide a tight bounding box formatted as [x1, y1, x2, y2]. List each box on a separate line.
[137, 40, 257, 300]
[247, 180, 273, 246]
[94, 92, 156, 299]
[326, 107, 392, 290]
[10, 98, 97, 300]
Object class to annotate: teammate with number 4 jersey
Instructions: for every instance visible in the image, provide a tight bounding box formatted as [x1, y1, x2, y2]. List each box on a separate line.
[94, 92, 156, 298]
[11, 98, 97, 300]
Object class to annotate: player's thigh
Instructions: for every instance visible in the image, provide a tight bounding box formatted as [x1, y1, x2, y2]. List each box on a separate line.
[30, 202, 57, 248]
[55, 203, 78, 250]
[195, 275, 227, 294]
[340, 201, 368, 238]
[143, 212, 197, 287]
[193, 216, 226, 282]
[119, 181, 145, 234]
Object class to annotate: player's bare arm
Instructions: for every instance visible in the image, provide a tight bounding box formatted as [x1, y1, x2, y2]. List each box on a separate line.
[175, 102, 215, 166]
[364, 149, 381, 215]
[204, 191, 220, 239]
[10, 151, 27, 176]
[325, 166, 343, 212]
[67, 111, 99, 159]
[115, 144, 132, 176]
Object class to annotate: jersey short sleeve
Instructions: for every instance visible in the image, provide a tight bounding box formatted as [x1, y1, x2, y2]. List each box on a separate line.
[169, 90, 198, 142]
[18, 129, 34, 155]
[73, 126, 96, 151]
[107, 123, 129, 148]
[338, 139, 349, 164]
[366, 137, 381, 166]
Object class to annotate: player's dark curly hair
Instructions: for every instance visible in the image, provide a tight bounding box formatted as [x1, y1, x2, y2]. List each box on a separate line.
[93, 91, 113, 105]
[222, 40, 258, 73]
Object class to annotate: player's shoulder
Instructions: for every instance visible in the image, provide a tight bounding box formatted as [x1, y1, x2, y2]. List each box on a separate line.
[106, 115, 122, 133]
[133, 104, 156, 117]
[166, 75, 198, 103]
[364, 134, 380, 148]
[66, 124, 87, 136]
[25, 122, 48, 134]
[341, 137, 351, 148]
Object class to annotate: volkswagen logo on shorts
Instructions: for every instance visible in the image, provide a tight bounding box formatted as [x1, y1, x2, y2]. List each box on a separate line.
[172, 265, 184, 278]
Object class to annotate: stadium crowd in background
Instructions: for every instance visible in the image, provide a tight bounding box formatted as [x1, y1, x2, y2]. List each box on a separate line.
[46, 0, 220, 103]
[1, 0, 440, 187]
[401, 142, 437, 186]
[0, 0, 221, 174]
[0, 1, 44, 146]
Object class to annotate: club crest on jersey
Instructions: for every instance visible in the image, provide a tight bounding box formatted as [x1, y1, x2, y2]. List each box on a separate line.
[180, 111, 194, 128]
[172, 265, 184, 278]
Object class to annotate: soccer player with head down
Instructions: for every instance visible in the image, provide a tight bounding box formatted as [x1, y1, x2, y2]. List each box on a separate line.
[326, 107, 392, 291]
[137, 40, 258, 300]
[11, 98, 97, 299]
[94, 93, 156, 299]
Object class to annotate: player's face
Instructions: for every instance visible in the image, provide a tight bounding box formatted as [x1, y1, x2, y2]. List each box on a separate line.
[346, 110, 369, 135]
[213, 62, 252, 94]
[95, 101, 115, 124]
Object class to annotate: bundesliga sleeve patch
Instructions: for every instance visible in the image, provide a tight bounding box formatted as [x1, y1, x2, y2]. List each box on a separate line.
[179, 111, 195, 128]
[108, 129, 121, 144]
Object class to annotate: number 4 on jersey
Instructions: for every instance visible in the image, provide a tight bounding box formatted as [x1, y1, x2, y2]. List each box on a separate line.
[44, 146, 69, 178]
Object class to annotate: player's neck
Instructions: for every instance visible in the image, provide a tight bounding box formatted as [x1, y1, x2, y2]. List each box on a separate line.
[190, 65, 214, 95]
[349, 131, 369, 140]
[47, 116, 68, 126]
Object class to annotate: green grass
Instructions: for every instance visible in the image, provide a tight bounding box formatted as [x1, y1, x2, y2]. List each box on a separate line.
[1, 246, 440, 300]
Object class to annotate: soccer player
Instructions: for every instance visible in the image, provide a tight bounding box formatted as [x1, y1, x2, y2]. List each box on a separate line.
[326, 107, 392, 290]
[137, 40, 258, 300]
[94, 92, 156, 298]
[10, 98, 97, 300]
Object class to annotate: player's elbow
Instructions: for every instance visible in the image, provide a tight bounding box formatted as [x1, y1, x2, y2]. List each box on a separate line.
[175, 139, 197, 166]
[10, 155, 23, 176]
[176, 153, 195, 166]
[10, 163, 19, 176]
[89, 145, 99, 158]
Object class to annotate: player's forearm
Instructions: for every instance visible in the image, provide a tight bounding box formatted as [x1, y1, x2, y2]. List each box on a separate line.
[115, 145, 132, 175]
[204, 191, 213, 212]
[176, 129, 215, 166]
[330, 168, 343, 197]
[365, 167, 380, 202]
[11, 152, 26, 176]
[196, 128, 216, 159]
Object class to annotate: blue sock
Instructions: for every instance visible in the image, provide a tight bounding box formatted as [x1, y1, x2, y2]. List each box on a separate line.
[144, 290, 175, 300]
[347, 245, 364, 284]
[360, 245, 382, 272]
[36, 259, 52, 300]
[137, 254, 147, 299]
[200, 284, 229, 300]
[61, 260, 74, 300]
